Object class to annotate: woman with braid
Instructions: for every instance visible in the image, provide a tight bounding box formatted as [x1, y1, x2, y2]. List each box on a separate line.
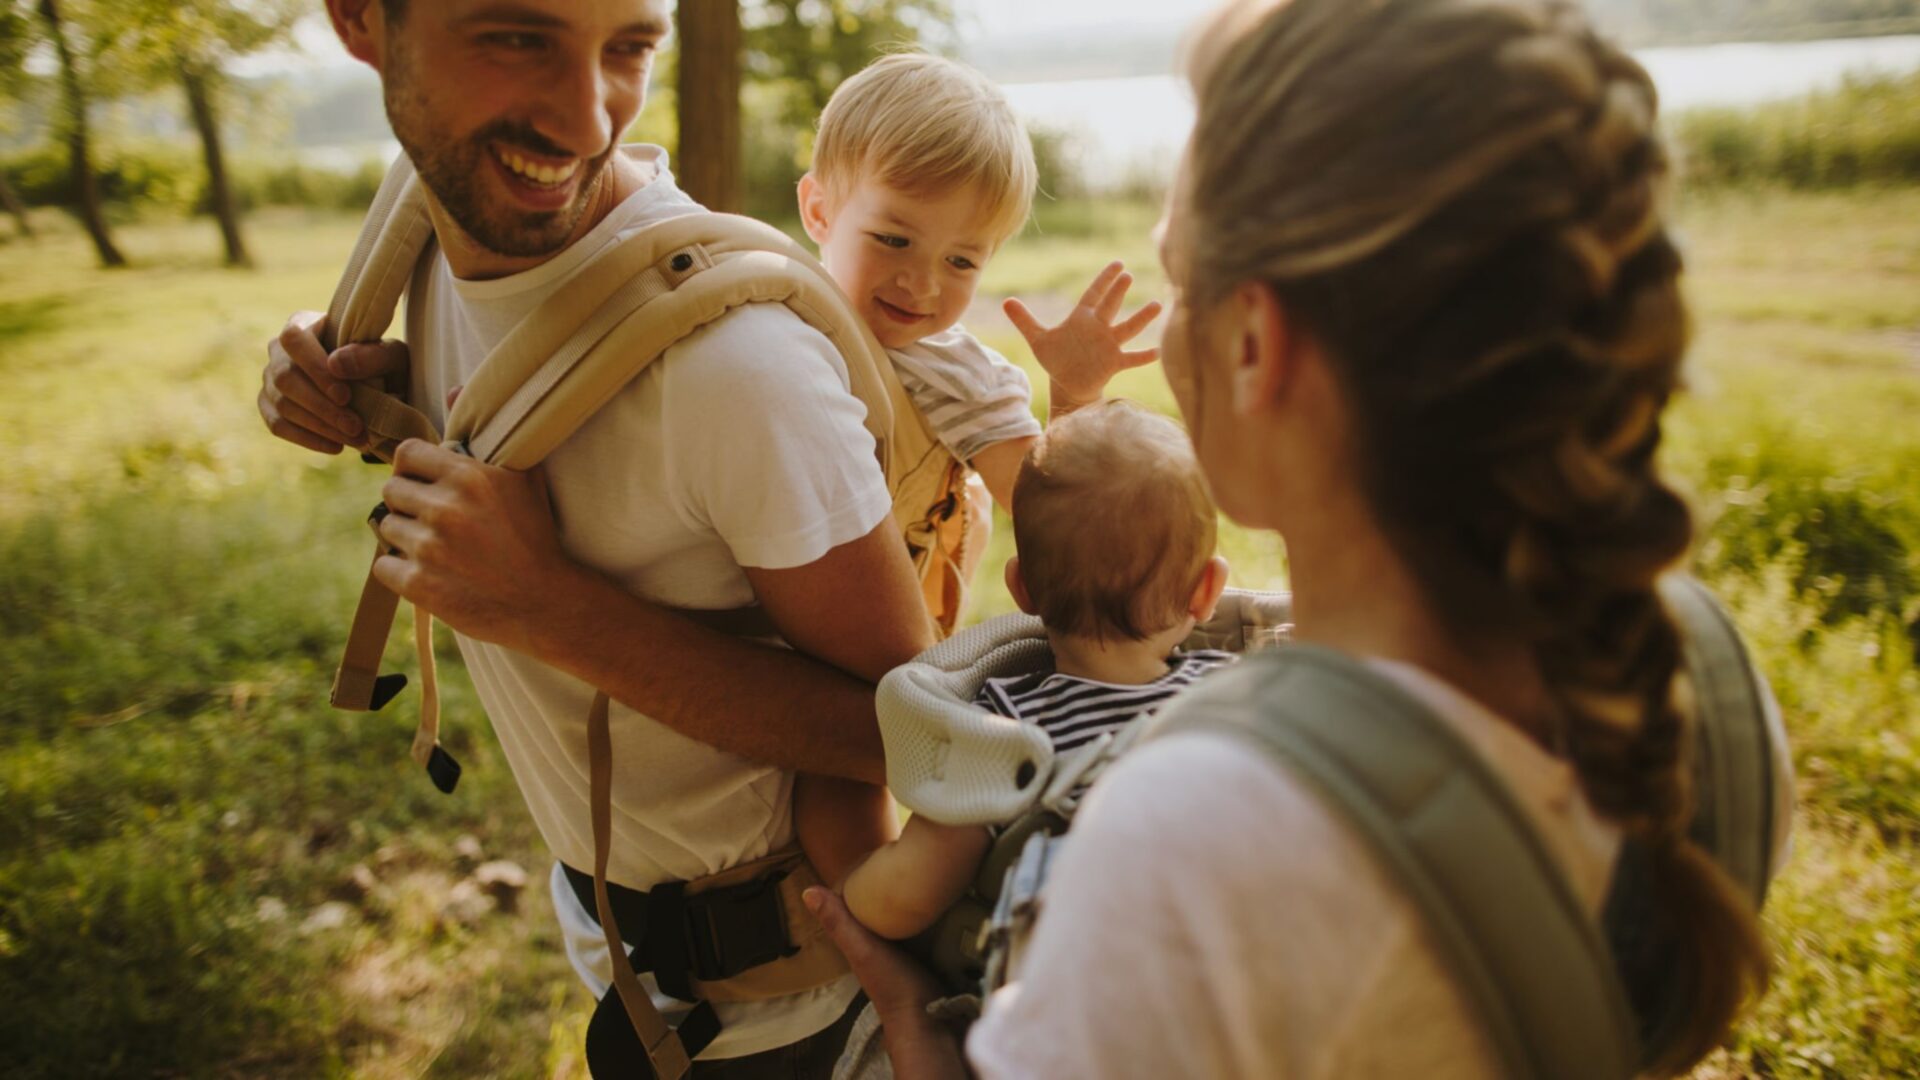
[802, 0, 1782, 1076]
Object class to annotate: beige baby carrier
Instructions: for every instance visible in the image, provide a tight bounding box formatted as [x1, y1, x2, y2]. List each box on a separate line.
[320, 155, 977, 1079]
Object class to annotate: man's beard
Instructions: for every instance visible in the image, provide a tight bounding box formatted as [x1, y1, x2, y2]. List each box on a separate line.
[383, 53, 613, 259]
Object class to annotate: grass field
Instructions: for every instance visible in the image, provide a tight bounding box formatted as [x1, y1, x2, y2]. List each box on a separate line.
[1, 186, 1917, 1077]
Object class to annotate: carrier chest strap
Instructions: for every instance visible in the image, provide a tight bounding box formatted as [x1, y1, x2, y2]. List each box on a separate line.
[1151, 647, 1639, 1080]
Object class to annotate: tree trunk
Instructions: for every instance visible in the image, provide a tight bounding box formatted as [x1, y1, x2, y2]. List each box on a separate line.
[676, 0, 742, 213]
[182, 66, 249, 267]
[37, 0, 124, 268]
[0, 172, 31, 238]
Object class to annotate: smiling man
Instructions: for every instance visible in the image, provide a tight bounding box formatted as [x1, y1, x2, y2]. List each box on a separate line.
[257, 2, 935, 1076]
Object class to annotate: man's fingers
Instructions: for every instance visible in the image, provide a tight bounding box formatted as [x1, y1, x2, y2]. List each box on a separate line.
[370, 551, 418, 601]
[1076, 261, 1125, 310]
[267, 387, 362, 448]
[266, 360, 364, 441]
[391, 438, 464, 482]
[259, 389, 345, 455]
[1002, 297, 1048, 344]
[278, 312, 349, 406]
[329, 339, 411, 382]
[374, 507, 433, 559]
[1120, 346, 1160, 369]
[380, 472, 444, 521]
[1113, 300, 1164, 342]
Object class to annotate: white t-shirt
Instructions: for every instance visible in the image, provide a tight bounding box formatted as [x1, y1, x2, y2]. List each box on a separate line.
[965, 658, 1624, 1079]
[888, 328, 1041, 464]
[404, 145, 885, 1057]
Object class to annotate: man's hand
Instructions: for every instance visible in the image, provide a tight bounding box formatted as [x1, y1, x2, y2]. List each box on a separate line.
[372, 439, 585, 656]
[1003, 261, 1162, 416]
[259, 310, 410, 454]
[804, 887, 970, 1080]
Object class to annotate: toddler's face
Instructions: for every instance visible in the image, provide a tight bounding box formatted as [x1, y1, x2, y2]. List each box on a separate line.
[803, 176, 1002, 350]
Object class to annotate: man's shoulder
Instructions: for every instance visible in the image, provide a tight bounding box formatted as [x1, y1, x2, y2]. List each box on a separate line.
[658, 301, 847, 387]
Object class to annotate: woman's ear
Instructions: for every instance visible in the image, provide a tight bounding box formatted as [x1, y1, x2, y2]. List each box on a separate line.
[1005, 557, 1037, 615]
[326, 0, 386, 68]
[1230, 281, 1294, 419]
[797, 173, 833, 246]
[1187, 555, 1231, 623]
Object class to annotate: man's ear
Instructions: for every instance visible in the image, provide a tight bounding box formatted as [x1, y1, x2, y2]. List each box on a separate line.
[326, 0, 386, 69]
[1230, 281, 1294, 419]
[797, 173, 833, 246]
[1187, 555, 1230, 623]
[1005, 557, 1037, 616]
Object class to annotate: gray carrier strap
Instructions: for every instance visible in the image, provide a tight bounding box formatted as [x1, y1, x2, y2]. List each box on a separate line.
[1661, 575, 1780, 905]
[1153, 646, 1639, 1080]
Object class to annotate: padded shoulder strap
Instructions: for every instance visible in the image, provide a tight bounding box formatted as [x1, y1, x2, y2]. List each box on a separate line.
[1152, 647, 1639, 1080]
[1660, 574, 1780, 905]
[443, 212, 907, 486]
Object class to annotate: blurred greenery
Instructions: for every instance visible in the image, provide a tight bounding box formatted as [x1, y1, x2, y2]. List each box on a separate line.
[1675, 70, 1920, 189]
[1, 178, 1917, 1075]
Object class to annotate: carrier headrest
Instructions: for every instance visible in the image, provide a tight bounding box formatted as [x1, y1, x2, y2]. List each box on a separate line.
[878, 589, 1295, 826]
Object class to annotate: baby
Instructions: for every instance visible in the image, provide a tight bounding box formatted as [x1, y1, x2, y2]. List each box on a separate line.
[842, 401, 1234, 940]
[795, 51, 1161, 515]
[792, 53, 1163, 885]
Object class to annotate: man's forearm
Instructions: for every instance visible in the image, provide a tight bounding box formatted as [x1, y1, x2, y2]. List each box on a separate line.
[518, 566, 889, 784]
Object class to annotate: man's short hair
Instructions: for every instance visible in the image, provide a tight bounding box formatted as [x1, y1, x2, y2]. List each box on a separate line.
[812, 53, 1036, 246]
[1012, 401, 1218, 641]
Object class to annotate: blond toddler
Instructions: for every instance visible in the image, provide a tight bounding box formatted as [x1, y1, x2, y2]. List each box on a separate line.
[792, 54, 1166, 888]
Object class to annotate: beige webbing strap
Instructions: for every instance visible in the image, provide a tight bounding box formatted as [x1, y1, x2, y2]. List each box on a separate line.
[331, 539, 404, 711]
[589, 690, 694, 1080]
[408, 602, 442, 771]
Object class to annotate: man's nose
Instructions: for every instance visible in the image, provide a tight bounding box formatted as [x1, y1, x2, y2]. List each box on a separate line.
[536, 55, 616, 160]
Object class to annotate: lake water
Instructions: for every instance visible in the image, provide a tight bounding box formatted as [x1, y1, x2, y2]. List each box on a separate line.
[1002, 34, 1920, 187]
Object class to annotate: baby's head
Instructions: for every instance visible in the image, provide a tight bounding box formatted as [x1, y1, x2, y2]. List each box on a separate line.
[798, 53, 1037, 350]
[1009, 402, 1229, 645]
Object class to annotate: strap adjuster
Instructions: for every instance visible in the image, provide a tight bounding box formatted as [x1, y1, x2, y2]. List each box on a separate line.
[685, 870, 799, 983]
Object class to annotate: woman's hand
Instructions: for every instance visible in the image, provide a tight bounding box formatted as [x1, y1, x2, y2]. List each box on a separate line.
[803, 887, 972, 1080]
[1004, 261, 1163, 417]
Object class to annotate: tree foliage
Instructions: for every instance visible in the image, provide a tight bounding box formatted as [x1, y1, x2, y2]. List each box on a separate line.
[1587, 0, 1920, 43]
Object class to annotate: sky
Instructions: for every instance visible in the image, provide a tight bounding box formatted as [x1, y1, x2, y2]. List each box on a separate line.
[963, 0, 1220, 36]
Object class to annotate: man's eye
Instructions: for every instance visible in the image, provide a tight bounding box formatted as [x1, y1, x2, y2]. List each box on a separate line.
[609, 40, 656, 61]
[870, 233, 908, 249]
[484, 32, 548, 51]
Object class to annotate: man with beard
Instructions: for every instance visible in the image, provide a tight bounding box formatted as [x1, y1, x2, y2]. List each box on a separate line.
[256, 1, 933, 1075]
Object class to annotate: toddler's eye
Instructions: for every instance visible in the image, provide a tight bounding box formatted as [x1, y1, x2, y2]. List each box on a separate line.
[870, 233, 909, 249]
[948, 256, 979, 272]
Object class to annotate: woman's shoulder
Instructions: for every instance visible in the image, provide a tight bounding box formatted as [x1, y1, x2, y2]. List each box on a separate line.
[967, 730, 1503, 1078]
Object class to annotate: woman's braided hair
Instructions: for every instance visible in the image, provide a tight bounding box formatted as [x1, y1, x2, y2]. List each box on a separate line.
[1184, 0, 1767, 1071]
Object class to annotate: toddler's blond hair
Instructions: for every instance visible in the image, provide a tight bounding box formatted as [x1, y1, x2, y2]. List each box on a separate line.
[1012, 402, 1218, 641]
[812, 53, 1036, 245]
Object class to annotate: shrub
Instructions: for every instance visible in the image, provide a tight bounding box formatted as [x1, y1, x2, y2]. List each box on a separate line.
[1674, 69, 1920, 189]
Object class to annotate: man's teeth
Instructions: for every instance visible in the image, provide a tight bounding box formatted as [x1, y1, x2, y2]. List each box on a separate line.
[497, 148, 579, 186]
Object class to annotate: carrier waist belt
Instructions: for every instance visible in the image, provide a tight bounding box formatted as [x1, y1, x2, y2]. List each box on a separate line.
[560, 861, 800, 999]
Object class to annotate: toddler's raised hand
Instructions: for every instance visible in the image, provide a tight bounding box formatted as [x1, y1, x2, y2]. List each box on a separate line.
[1004, 261, 1162, 412]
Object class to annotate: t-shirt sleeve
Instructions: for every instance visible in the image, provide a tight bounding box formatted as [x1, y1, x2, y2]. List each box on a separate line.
[964, 731, 1502, 1080]
[659, 303, 894, 570]
[889, 328, 1042, 463]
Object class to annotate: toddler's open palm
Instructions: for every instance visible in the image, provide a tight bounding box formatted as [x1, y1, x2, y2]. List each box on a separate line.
[1005, 261, 1163, 405]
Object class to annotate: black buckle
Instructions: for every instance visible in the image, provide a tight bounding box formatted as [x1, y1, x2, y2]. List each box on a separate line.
[685, 870, 799, 982]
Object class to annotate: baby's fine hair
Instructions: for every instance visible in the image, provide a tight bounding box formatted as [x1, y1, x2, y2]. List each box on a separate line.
[1012, 401, 1217, 641]
[812, 53, 1037, 245]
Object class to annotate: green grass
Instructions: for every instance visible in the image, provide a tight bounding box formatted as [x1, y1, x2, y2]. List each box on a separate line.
[1, 185, 1917, 1076]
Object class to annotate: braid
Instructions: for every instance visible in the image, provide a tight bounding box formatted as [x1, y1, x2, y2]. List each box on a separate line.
[1185, 0, 1768, 1071]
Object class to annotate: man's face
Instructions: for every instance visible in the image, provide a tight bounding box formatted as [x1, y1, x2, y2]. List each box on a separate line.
[802, 176, 1000, 351]
[377, 0, 670, 259]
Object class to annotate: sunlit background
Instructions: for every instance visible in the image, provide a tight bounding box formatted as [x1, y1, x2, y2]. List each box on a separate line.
[2, 2, 1917, 1077]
